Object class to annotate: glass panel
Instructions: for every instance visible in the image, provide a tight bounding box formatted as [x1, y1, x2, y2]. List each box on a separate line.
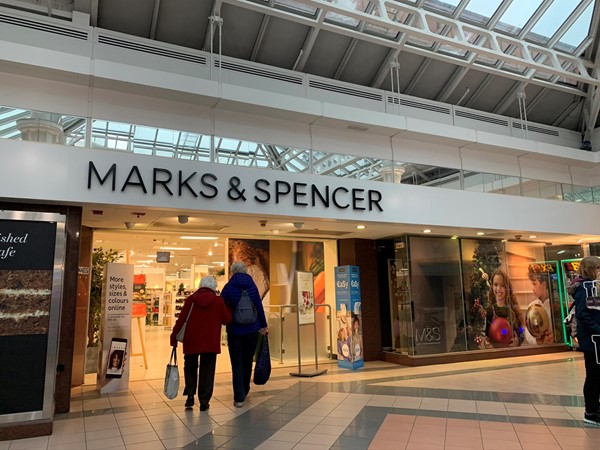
[325, 0, 370, 27]
[528, 0, 578, 45]
[495, 0, 543, 35]
[398, 162, 462, 188]
[312, 152, 390, 181]
[460, 0, 503, 25]
[389, 238, 412, 354]
[275, 0, 318, 15]
[459, 239, 504, 351]
[556, 2, 594, 53]
[423, 0, 461, 16]
[385, 6, 411, 24]
[0, 105, 85, 146]
[408, 236, 462, 355]
[462, 171, 520, 194]
[364, 23, 400, 39]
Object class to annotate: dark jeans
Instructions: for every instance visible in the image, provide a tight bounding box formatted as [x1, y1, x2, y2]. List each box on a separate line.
[183, 353, 217, 405]
[583, 351, 600, 414]
[227, 332, 258, 402]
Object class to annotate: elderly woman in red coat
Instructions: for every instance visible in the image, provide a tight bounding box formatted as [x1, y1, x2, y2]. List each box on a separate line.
[170, 275, 231, 411]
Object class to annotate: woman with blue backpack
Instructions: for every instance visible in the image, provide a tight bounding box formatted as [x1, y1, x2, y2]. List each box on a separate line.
[221, 261, 268, 407]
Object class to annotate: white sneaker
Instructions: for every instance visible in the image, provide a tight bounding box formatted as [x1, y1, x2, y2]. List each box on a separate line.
[233, 401, 243, 408]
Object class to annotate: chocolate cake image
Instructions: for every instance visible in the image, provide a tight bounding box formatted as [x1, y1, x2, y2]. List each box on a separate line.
[0, 270, 52, 336]
[228, 239, 270, 299]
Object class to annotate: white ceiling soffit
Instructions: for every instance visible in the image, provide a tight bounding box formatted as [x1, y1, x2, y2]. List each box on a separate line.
[221, 0, 596, 93]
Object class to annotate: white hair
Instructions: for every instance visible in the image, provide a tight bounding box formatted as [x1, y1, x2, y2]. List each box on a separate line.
[199, 275, 217, 290]
[230, 261, 247, 274]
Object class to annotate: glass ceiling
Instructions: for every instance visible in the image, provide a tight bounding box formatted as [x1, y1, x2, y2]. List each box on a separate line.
[272, 0, 597, 87]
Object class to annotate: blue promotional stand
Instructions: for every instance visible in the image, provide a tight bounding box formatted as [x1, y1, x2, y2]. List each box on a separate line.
[334, 265, 364, 370]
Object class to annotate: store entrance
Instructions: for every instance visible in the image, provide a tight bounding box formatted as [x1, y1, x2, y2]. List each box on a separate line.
[83, 227, 336, 385]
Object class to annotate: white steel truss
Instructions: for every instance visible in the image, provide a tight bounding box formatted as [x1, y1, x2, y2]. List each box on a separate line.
[221, 0, 598, 94]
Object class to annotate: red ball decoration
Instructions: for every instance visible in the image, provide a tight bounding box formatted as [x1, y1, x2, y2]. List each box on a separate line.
[488, 317, 512, 347]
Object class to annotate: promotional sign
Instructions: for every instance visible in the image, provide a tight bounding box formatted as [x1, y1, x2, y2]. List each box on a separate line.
[296, 271, 315, 325]
[334, 265, 363, 370]
[0, 218, 61, 418]
[97, 262, 133, 394]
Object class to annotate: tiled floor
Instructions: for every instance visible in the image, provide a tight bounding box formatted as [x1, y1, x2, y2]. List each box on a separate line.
[3, 348, 600, 449]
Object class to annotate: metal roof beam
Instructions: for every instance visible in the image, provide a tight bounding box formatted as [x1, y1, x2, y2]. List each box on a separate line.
[149, 0, 161, 40]
[222, 0, 598, 89]
[294, 9, 325, 72]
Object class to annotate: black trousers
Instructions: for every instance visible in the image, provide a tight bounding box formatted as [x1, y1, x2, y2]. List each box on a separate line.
[583, 351, 600, 414]
[183, 353, 217, 404]
[227, 332, 258, 403]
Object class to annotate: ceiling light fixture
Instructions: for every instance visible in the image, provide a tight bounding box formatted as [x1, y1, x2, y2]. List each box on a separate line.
[208, 249, 213, 256]
[450, 236, 458, 240]
[180, 236, 217, 240]
[529, 235, 537, 239]
[423, 229, 431, 233]
[177, 215, 189, 224]
[356, 225, 366, 230]
[293, 222, 303, 229]
[124, 222, 135, 230]
[272, 229, 280, 235]
[161, 246, 192, 251]
[477, 232, 485, 236]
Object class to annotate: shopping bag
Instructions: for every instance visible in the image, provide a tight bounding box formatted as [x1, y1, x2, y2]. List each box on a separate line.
[253, 334, 271, 385]
[163, 348, 179, 399]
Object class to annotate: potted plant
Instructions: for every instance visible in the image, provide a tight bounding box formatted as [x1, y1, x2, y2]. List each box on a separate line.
[86, 248, 119, 373]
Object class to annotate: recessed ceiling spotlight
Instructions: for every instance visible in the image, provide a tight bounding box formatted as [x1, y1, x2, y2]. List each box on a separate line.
[423, 229, 431, 233]
[450, 235, 458, 240]
[356, 225, 366, 230]
[529, 235, 537, 239]
[477, 232, 485, 236]
[272, 229, 280, 235]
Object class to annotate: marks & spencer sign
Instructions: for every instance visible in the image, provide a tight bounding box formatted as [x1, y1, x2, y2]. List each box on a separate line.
[87, 161, 384, 212]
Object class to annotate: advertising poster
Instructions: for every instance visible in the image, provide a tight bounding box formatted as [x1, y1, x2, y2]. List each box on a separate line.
[0, 219, 58, 416]
[334, 266, 363, 370]
[97, 262, 133, 394]
[296, 271, 315, 325]
[525, 262, 563, 345]
[228, 239, 270, 300]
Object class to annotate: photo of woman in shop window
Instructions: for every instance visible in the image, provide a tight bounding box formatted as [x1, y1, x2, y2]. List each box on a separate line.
[485, 270, 524, 348]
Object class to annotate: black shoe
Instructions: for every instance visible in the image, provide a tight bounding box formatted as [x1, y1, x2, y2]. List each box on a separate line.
[584, 412, 600, 425]
[185, 396, 194, 409]
[200, 402, 209, 411]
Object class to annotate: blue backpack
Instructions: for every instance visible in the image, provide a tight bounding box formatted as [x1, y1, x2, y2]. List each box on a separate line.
[234, 289, 257, 325]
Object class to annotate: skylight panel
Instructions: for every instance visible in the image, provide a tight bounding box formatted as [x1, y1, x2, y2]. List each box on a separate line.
[423, 0, 461, 16]
[460, 0, 503, 25]
[275, 0, 318, 15]
[325, 0, 370, 27]
[556, 2, 594, 53]
[528, 0, 578, 45]
[495, 0, 543, 35]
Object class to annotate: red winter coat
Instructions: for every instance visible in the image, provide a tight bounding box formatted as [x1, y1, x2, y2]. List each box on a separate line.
[170, 287, 232, 354]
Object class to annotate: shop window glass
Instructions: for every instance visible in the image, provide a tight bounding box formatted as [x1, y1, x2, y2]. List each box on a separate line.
[407, 236, 463, 356]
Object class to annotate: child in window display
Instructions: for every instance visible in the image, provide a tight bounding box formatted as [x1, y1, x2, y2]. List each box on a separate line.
[484, 270, 524, 348]
[524, 271, 554, 345]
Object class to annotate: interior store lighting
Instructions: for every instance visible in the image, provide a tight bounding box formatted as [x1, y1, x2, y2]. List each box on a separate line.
[529, 235, 537, 239]
[161, 246, 192, 250]
[477, 232, 485, 236]
[356, 225, 366, 229]
[423, 229, 431, 233]
[180, 236, 218, 240]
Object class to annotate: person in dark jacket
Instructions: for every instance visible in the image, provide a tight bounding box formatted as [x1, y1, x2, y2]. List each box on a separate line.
[221, 261, 268, 407]
[567, 256, 600, 426]
[170, 275, 231, 411]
